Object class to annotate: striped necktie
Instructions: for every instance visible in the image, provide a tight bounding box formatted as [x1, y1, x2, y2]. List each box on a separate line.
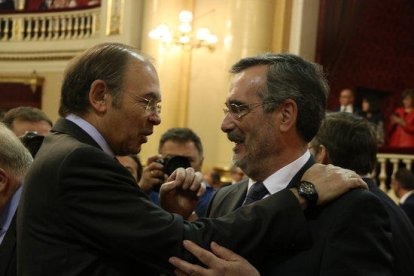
[243, 181, 269, 205]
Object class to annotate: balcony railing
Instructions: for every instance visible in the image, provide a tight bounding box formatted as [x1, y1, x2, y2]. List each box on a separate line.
[0, 7, 100, 42]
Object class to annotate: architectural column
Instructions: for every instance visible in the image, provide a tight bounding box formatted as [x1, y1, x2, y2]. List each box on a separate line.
[140, 0, 194, 159]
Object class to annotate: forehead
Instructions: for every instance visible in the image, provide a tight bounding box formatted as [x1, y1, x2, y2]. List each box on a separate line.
[340, 90, 353, 97]
[160, 140, 200, 157]
[227, 65, 268, 102]
[123, 58, 161, 100]
[12, 119, 51, 136]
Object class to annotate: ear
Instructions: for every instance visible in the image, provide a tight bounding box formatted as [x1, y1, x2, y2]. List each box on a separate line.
[315, 145, 330, 164]
[0, 168, 9, 194]
[278, 99, 298, 132]
[88, 79, 111, 115]
[0, 168, 11, 208]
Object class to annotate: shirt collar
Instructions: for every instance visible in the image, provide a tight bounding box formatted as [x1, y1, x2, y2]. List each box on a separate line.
[66, 114, 114, 157]
[400, 190, 414, 204]
[247, 150, 311, 195]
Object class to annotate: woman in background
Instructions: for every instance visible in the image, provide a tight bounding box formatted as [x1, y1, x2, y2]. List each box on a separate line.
[388, 89, 414, 147]
[360, 95, 385, 146]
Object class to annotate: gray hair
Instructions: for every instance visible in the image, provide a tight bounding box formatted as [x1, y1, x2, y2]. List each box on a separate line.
[231, 53, 329, 142]
[0, 123, 33, 179]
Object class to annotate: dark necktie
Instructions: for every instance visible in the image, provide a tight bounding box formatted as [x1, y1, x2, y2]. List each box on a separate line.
[243, 181, 269, 205]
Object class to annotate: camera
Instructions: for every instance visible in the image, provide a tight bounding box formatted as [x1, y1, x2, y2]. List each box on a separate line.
[151, 156, 191, 192]
[156, 155, 191, 176]
[19, 131, 45, 157]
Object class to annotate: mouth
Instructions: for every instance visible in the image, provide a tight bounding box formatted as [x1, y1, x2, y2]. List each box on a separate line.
[227, 133, 244, 153]
[140, 130, 153, 144]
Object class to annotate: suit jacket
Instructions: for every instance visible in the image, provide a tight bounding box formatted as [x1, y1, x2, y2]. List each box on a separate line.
[401, 193, 414, 227]
[0, 215, 16, 276]
[366, 178, 414, 276]
[207, 158, 393, 276]
[17, 118, 311, 276]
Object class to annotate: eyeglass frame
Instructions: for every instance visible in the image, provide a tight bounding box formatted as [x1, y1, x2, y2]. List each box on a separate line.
[223, 100, 279, 120]
[134, 95, 162, 115]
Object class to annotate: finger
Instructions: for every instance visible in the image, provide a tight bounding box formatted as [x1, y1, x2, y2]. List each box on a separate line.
[169, 256, 207, 275]
[182, 168, 196, 190]
[169, 168, 186, 182]
[210, 241, 240, 261]
[160, 181, 177, 193]
[197, 181, 206, 197]
[188, 171, 203, 192]
[182, 240, 219, 268]
[147, 154, 163, 164]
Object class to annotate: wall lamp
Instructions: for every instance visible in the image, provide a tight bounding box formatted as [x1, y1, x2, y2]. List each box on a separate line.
[149, 10, 218, 51]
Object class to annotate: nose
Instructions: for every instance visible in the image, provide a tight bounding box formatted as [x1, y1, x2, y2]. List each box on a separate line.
[221, 113, 235, 133]
[149, 113, 161, 125]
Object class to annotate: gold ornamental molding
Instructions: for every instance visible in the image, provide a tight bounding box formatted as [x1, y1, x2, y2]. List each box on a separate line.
[0, 50, 84, 61]
[106, 0, 124, 35]
[0, 71, 44, 92]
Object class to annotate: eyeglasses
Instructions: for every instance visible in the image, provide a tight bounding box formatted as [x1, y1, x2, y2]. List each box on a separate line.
[135, 95, 161, 115]
[223, 101, 276, 119]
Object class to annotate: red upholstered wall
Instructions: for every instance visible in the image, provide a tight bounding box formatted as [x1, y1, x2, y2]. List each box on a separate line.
[318, 0, 414, 118]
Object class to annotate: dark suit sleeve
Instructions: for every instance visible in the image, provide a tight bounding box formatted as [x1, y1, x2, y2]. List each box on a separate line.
[319, 192, 393, 276]
[59, 147, 310, 272]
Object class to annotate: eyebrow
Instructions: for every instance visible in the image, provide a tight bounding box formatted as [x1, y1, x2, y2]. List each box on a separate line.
[226, 99, 245, 105]
[141, 92, 161, 102]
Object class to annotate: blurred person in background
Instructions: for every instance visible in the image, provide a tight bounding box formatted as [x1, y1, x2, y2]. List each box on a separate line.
[388, 89, 414, 147]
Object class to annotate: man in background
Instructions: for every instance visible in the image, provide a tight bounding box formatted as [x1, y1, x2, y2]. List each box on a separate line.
[0, 123, 33, 276]
[309, 112, 414, 276]
[116, 154, 143, 183]
[336, 88, 360, 114]
[392, 167, 414, 226]
[139, 128, 216, 217]
[2, 106, 52, 137]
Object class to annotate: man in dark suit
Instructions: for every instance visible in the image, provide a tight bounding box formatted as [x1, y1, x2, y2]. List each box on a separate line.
[334, 88, 361, 114]
[392, 168, 414, 226]
[309, 112, 414, 276]
[0, 123, 33, 276]
[17, 43, 365, 276]
[204, 54, 393, 275]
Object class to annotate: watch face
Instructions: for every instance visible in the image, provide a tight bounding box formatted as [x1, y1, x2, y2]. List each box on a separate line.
[300, 182, 315, 194]
[299, 181, 318, 206]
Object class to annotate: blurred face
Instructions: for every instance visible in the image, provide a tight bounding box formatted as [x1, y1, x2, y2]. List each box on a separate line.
[116, 155, 139, 182]
[339, 89, 354, 106]
[231, 167, 245, 182]
[101, 59, 161, 155]
[11, 119, 51, 136]
[403, 95, 413, 109]
[159, 140, 203, 171]
[391, 178, 401, 198]
[362, 99, 370, 112]
[221, 65, 281, 180]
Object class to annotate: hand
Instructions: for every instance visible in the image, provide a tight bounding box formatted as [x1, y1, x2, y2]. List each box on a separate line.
[159, 167, 205, 218]
[301, 163, 367, 205]
[138, 155, 165, 193]
[169, 240, 260, 276]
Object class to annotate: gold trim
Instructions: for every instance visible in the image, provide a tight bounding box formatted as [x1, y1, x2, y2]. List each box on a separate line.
[0, 72, 44, 92]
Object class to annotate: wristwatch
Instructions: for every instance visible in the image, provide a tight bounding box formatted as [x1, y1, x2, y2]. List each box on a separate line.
[297, 181, 318, 208]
